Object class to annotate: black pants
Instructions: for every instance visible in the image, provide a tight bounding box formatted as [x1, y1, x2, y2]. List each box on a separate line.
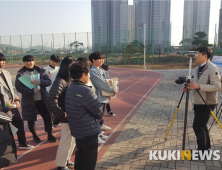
[193, 104, 216, 151]
[99, 103, 106, 125]
[106, 103, 111, 113]
[28, 100, 52, 134]
[11, 109, 26, 145]
[74, 134, 98, 170]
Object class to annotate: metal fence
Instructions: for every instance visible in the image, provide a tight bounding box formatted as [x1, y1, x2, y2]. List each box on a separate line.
[0, 24, 221, 66]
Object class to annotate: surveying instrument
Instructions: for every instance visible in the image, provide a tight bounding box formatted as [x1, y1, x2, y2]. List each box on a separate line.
[164, 52, 222, 151]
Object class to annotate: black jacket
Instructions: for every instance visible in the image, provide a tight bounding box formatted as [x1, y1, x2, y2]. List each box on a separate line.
[47, 78, 69, 123]
[65, 80, 103, 139]
[0, 112, 17, 169]
[15, 66, 52, 121]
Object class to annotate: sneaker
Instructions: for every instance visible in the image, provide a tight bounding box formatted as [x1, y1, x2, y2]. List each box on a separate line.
[101, 124, 111, 131]
[99, 132, 108, 140]
[66, 160, 74, 168]
[19, 142, 34, 150]
[33, 135, 41, 143]
[53, 123, 61, 127]
[57, 166, 71, 170]
[98, 136, 105, 144]
[48, 134, 58, 142]
[108, 111, 115, 116]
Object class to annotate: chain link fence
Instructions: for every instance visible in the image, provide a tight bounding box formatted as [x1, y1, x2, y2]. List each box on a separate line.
[0, 25, 221, 67]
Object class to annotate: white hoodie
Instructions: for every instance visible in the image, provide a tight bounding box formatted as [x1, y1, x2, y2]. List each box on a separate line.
[43, 65, 60, 92]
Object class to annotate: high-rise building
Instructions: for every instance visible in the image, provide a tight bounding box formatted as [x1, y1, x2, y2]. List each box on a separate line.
[183, 0, 211, 40]
[134, 0, 171, 51]
[128, 3, 135, 44]
[218, 0, 222, 49]
[91, 0, 128, 51]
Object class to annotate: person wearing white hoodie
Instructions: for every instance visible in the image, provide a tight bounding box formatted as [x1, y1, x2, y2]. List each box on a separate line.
[44, 55, 61, 93]
[44, 55, 61, 127]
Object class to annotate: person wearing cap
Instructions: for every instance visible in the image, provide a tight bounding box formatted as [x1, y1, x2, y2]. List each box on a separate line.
[43, 54, 61, 93]
[0, 53, 33, 150]
[15, 55, 58, 143]
[182, 47, 221, 153]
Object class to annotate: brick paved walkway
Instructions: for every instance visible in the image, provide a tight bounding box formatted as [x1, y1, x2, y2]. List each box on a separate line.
[96, 70, 222, 170]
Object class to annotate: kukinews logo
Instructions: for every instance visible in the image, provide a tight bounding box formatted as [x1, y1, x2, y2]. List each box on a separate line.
[149, 150, 220, 161]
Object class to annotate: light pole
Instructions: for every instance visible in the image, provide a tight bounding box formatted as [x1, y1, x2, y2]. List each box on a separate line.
[138, 23, 146, 69]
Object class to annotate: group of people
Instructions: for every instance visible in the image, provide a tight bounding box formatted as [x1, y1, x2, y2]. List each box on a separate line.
[0, 52, 118, 170]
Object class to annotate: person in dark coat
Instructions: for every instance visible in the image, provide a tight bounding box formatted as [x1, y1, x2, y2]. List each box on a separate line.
[65, 61, 104, 170]
[15, 55, 58, 143]
[0, 111, 17, 169]
[47, 56, 75, 170]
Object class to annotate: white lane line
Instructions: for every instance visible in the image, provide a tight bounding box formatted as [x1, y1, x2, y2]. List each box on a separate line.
[119, 71, 133, 83]
[17, 130, 61, 160]
[117, 71, 147, 96]
[98, 73, 163, 151]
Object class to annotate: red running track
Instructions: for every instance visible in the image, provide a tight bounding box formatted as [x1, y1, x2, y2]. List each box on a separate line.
[4, 67, 163, 170]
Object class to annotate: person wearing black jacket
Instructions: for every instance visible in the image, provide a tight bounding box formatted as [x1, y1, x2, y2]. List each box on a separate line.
[0, 111, 17, 169]
[47, 56, 75, 170]
[65, 61, 104, 170]
[15, 55, 57, 143]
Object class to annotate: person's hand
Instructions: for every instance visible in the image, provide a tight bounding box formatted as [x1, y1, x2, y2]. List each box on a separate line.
[30, 80, 37, 84]
[7, 111, 13, 118]
[37, 89, 40, 92]
[187, 82, 200, 90]
[48, 73, 51, 78]
[13, 101, 20, 109]
[181, 87, 187, 93]
[63, 112, 67, 118]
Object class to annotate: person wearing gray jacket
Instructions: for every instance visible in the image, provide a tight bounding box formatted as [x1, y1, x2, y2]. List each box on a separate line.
[182, 47, 221, 152]
[89, 52, 117, 133]
[65, 61, 103, 170]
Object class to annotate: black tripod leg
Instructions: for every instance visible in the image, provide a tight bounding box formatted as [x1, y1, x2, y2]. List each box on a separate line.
[182, 89, 189, 151]
[195, 89, 222, 129]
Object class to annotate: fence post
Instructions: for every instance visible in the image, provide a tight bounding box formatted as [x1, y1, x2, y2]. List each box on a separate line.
[52, 34, 54, 54]
[99, 30, 101, 52]
[167, 26, 169, 59]
[41, 34, 44, 64]
[87, 32, 89, 58]
[63, 33, 65, 57]
[0, 36, 2, 54]
[31, 34, 33, 57]
[10, 35, 12, 64]
[75, 32, 77, 58]
[138, 29, 140, 65]
[152, 28, 154, 63]
[111, 30, 113, 65]
[20, 35, 23, 63]
[182, 26, 184, 59]
[124, 30, 126, 65]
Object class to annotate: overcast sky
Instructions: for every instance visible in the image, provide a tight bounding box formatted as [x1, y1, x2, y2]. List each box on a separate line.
[0, 0, 221, 47]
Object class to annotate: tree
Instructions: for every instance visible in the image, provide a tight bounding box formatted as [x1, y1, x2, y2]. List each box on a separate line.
[192, 32, 212, 47]
[68, 41, 84, 54]
[179, 38, 193, 51]
[123, 44, 137, 64]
